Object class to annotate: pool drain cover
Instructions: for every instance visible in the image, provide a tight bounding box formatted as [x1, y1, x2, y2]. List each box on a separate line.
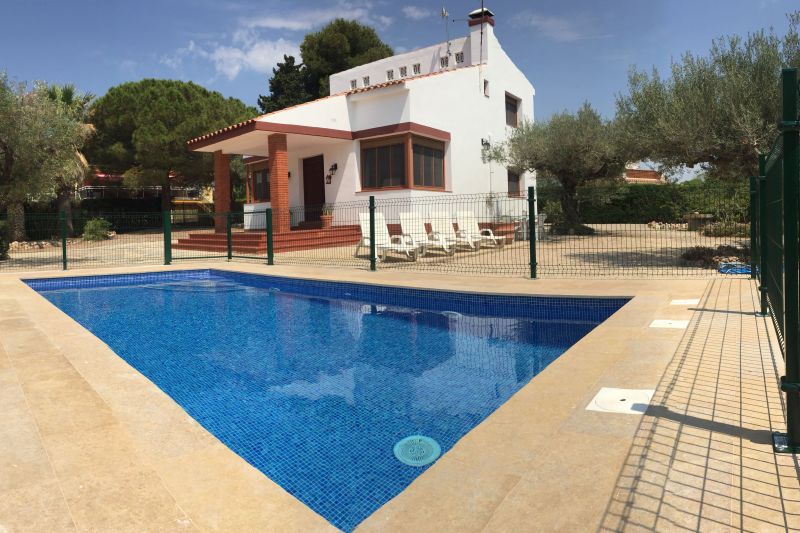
[393, 435, 441, 466]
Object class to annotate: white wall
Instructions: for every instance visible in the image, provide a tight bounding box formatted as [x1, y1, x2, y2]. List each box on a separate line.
[329, 37, 470, 94]
[247, 20, 536, 221]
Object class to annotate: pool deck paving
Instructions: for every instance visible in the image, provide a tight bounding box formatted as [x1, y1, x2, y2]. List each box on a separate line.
[0, 263, 796, 532]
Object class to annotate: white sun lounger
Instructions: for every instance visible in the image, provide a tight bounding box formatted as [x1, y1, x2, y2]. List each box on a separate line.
[456, 211, 506, 248]
[399, 212, 455, 256]
[355, 212, 419, 261]
[429, 211, 482, 251]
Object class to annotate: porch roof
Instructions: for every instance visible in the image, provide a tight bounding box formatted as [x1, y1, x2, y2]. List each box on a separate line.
[187, 120, 451, 157]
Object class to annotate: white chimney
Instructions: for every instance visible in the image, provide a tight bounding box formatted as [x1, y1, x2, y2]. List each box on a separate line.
[468, 7, 494, 66]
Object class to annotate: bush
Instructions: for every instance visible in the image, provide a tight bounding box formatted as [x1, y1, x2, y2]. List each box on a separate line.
[700, 222, 750, 237]
[82, 218, 112, 240]
[551, 222, 595, 235]
[538, 181, 751, 225]
[541, 200, 564, 225]
[0, 220, 9, 260]
[681, 244, 750, 268]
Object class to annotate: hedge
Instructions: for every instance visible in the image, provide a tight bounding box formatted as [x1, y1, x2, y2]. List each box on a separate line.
[538, 182, 751, 225]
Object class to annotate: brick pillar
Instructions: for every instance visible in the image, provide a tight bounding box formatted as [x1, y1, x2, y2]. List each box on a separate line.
[268, 133, 290, 233]
[213, 150, 231, 233]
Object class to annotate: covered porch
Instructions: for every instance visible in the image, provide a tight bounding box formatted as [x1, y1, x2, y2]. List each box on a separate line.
[181, 121, 361, 254]
[187, 120, 355, 233]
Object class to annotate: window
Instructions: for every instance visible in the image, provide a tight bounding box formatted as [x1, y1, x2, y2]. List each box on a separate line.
[507, 169, 521, 197]
[361, 138, 406, 189]
[455, 51, 464, 63]
[386, 69, 394, 81]
[413, 63, 421, 75]
[483, 79, 490, 97]
[359, 134, 446, 191]
[350, 79, 357, 90]
[252, 169, 270, 202]
[440, 56, 449, 69]
[399, 66, 408, 78]
[362, 76, 370, 86]
[412, 137, 445, 189]
[505, 93, 520, 127]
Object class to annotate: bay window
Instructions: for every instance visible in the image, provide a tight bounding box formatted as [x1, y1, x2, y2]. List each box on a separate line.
[360, 134, 446, 191]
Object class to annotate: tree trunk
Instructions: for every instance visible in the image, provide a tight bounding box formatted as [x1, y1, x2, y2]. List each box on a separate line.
[57, 187, 74, 237]
[161, 181, 171, 212]
[7, 202, 26, 242]
[559, 184, 581, 228]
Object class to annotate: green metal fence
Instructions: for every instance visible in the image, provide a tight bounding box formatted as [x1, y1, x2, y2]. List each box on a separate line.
[1, 183, 754, 277]
[753, 68, 800, 453]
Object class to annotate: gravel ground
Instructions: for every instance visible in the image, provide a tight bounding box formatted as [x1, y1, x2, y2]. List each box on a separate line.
[0, 224, 750, 278]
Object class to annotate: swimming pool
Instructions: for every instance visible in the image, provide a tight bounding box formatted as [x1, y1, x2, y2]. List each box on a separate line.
[27, 269, 628, 531]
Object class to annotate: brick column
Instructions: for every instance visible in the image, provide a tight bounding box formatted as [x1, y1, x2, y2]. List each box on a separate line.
[213, 150, 231, 233]
[268, 133, 290, 233]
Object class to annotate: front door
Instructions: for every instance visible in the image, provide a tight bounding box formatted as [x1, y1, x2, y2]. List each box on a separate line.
[302, 155, 326, 222]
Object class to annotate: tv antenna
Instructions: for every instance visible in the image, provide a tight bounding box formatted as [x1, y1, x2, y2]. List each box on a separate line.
[441, 2, 451, 61]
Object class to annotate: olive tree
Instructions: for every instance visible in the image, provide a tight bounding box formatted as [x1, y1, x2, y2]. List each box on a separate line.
[487, 103, 626, 233]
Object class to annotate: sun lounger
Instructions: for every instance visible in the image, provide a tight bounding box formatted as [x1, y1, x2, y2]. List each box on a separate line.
[399, 212, 455, 256]
[456, 211, 505, 248]
[355, 212, 419, 261]
[430, 211, 482, 251]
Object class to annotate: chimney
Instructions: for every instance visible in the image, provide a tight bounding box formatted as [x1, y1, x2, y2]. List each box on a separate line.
[467, 7, 495, 27]
[468, 7, 494, 65]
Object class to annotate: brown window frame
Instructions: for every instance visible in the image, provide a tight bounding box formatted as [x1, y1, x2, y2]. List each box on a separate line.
[507, 169, 522, 198]
[505, 92, 520, 127]
[359, 133, 447, 192]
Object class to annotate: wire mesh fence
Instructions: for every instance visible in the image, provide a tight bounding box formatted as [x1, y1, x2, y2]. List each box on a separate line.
[1, 183, 754, 278]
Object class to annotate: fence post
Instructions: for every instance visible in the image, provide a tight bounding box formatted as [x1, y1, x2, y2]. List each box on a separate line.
[265, 209, 274, 265]
[749, 176, 757, 280]
[758, 154, 769, 316]
[59, 211, 68, 270]
[776, 67, 800, 453]
[527, 186, 537, 279]
[162, 210, 172, 265]
[369, 195, 376, 271]
[226, 212, 233, 261]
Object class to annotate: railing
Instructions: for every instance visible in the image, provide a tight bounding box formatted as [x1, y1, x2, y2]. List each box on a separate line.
[753, 68, 800, 453]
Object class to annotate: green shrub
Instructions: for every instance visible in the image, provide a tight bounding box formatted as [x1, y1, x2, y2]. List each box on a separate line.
[541, 200, 564, 225]
[0, 220, 9, 260]
[82, 218, 112, 240]
[681, 244, 750, 268]
[551, 222, 595, 235]
[700, 221, 750, 237]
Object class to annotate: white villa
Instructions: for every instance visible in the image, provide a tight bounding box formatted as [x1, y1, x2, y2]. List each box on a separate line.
[187, 7, 534, 234]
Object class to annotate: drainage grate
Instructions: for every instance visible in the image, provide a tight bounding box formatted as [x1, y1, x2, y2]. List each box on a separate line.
[393, 435, 441, 467]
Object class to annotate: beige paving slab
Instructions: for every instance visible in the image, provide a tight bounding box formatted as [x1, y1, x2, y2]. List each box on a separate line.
[0, 263, 785, 532]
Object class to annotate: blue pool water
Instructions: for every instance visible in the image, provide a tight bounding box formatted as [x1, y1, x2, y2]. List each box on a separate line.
[27, 269, 627, 531]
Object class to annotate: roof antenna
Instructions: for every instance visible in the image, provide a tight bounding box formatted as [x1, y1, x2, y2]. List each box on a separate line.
[479, 0, 485, 91]
[441, 2, 451, 64]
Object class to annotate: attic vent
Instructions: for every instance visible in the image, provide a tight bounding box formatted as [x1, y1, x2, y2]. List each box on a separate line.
[455, 52, 464, 63]
[483, 79, 490, 97]
[363, 76, 370, 86]
[350, 79, 357, 90]
[399, 66, 408, 78]
[413, 63, 421, 75]
[386, 69, 394, 81]
[440, 56, 449, 69]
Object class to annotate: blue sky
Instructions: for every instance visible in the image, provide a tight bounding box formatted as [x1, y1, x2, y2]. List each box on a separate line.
[1, 0, 796, 120]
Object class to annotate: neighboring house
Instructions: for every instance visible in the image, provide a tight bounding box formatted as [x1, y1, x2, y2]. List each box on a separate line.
[623, 167, 666, 185]
[187, 7, 535, 233]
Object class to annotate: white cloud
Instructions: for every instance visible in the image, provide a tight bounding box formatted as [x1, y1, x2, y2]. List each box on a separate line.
[513, 12, 610, 43]
[208, 38, 300, 79]
[159, 0, 391, 81]
[402, 5, 433, 20]
[245, 1, 392, 31]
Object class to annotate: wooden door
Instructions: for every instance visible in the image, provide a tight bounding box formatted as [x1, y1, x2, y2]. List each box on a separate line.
[302, 155, 325, 222]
